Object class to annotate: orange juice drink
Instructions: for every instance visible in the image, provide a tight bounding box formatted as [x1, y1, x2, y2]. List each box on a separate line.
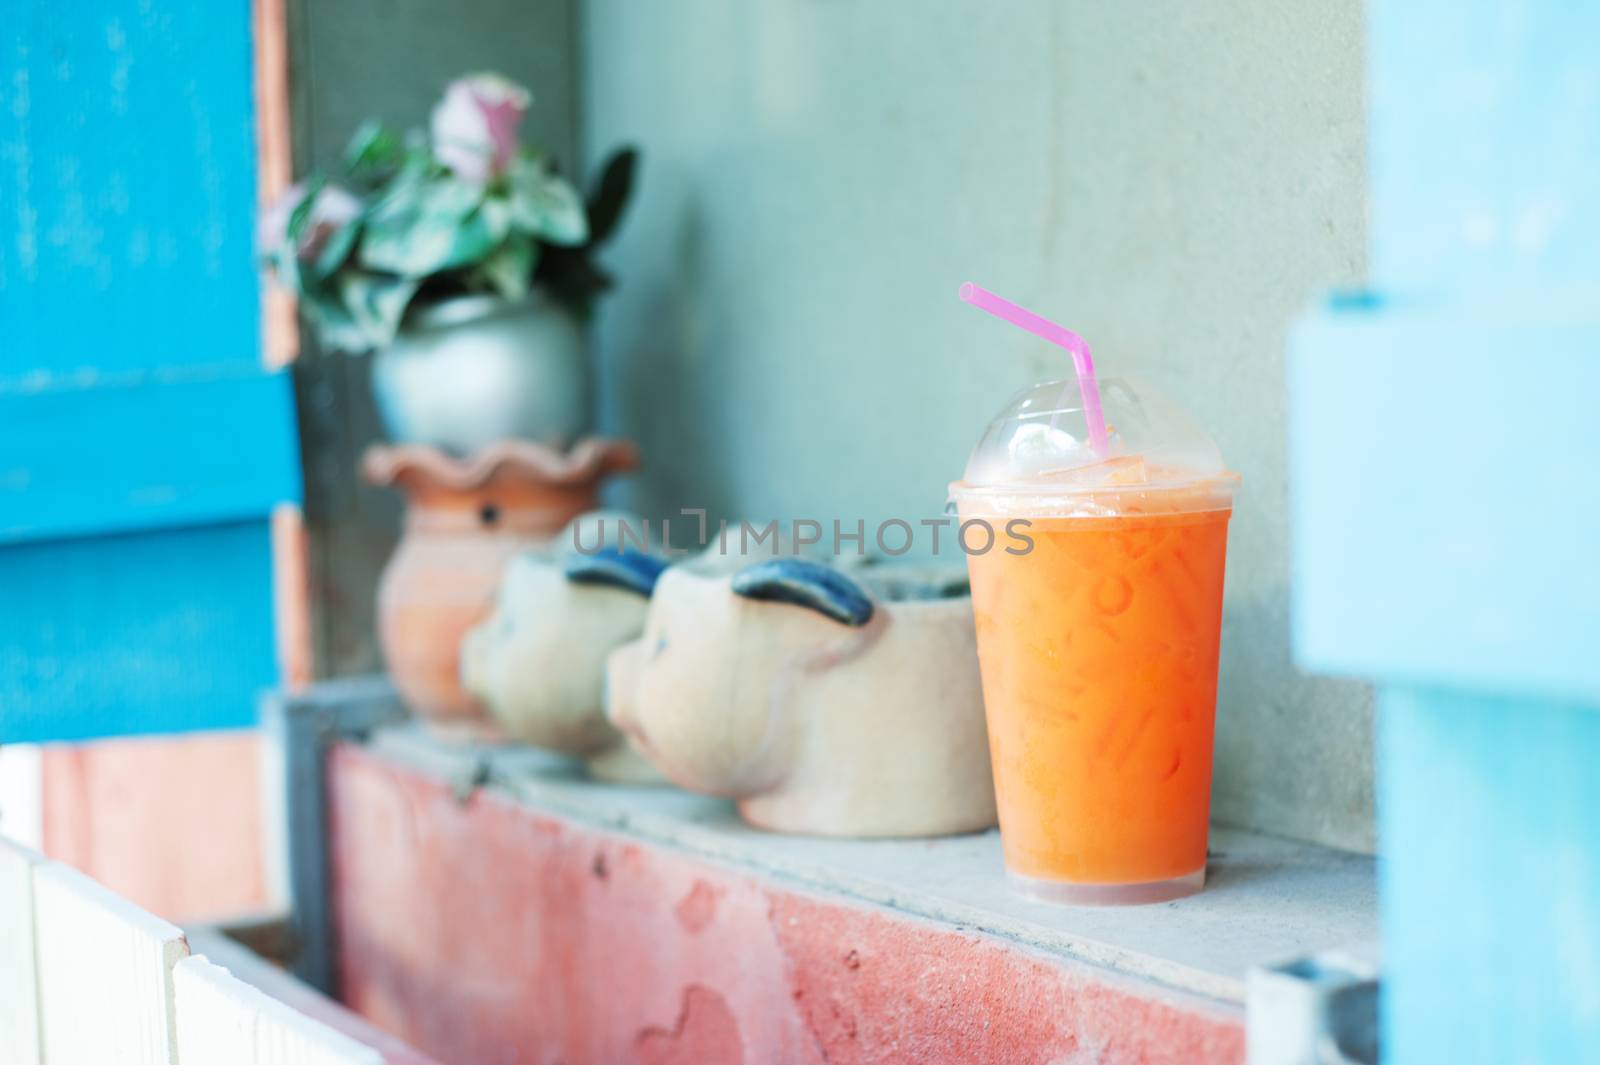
[951, 376, 1237, 904]
[960, 490, 1232, 902]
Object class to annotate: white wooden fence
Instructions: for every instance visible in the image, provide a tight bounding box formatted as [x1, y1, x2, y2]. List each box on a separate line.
[0, 837, 384, 1065]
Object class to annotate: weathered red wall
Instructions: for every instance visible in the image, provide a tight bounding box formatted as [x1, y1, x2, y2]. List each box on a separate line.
[328, 745, 1243, 1065]
[42, 730, 269, 923]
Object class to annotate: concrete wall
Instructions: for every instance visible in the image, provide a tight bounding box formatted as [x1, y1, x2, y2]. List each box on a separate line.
[580, 1, 1374, 852]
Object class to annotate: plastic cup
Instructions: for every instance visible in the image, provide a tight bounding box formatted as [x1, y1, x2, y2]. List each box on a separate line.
[949, 376, 1238, 904]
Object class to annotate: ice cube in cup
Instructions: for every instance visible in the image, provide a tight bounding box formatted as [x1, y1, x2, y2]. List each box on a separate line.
[961, 375, 1226, 497]
[1005, 422, 1082, 478]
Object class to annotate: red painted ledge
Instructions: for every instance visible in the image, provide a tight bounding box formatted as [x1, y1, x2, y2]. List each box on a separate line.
[328, 738, 1333, 1065]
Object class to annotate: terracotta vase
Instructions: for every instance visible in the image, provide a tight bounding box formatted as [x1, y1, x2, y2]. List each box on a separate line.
[363, 438, 637, 739]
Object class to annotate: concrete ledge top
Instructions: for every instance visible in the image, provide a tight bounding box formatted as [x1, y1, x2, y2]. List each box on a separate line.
[361, 725, 1377, 1005]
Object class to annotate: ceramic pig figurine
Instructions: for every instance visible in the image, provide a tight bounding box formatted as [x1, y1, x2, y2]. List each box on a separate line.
[605, 558, 997, 837]
[461, 528, 668, 783]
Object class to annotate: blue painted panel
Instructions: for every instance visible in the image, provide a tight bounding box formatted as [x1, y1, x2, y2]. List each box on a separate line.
[1289, 295, 1600, 705]
[1380, 686, 1600, 1064]
[0, 366, 301, 545]
[1370, 1, 1600, 293]
[0, 2, 298, 743]
[0, 0, 261, 374]
[0, 520, 277, 742]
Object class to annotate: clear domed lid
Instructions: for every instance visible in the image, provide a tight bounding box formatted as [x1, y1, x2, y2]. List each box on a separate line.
[951, 376, 1236, 514]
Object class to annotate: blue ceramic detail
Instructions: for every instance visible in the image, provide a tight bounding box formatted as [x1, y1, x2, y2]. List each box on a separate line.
[731, 559, 874, 627]
[564, 547, 669, 597]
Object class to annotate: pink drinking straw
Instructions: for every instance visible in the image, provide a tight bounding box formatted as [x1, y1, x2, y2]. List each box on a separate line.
[959, 282, 1108, 455]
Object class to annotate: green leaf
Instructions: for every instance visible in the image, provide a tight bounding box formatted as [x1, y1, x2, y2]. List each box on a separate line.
[299, 287, 370, 353]
[387, 146, 437, 194]
[343, 120, 405, 186]
[338, 272, 422, 349]
[585, 147, 638, 247]
[282, 175, 326, 248]
[359, 178, 494, 276]
[533, 244, 612, 320]
[508, 159, 588, 246]
[479, 196, 514, 245]
[360, 216, 443, 275]
[479, 233, 536, 301]
[265, 180, 323, 294]
[368, 175, 481, 229]
[266, 244, 302, 298]
[451, 210, 499, 268]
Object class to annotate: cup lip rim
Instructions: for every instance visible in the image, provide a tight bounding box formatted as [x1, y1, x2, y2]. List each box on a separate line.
[407, 290, 556, 331]
[948, 469, 1240, 499]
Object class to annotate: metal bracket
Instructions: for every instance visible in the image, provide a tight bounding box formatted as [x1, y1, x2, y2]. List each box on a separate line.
[1247, 943, 1381, 1065]
[260, 675, 407, 994]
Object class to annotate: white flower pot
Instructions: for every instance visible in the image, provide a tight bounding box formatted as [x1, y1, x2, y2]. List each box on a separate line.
[371, 293, 588, 454]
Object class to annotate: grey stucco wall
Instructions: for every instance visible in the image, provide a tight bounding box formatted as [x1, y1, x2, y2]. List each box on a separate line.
[288, 0, 581, 677]
[581, 1, 1375, 852]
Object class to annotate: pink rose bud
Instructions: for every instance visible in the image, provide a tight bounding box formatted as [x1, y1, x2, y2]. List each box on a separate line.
[431, 73, 532, 185]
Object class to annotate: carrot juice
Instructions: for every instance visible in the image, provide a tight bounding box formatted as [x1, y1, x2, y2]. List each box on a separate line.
[960, 490, 1233, 901]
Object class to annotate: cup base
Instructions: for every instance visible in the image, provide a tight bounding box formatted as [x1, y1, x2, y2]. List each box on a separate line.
[1007, 866, 1205, 906]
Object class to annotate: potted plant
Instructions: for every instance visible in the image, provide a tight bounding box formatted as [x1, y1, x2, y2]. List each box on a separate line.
[260, 73, 637, 454]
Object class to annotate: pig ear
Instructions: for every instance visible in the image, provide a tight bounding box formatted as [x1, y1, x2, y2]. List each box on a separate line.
[730, 559, 874, 627]
[564, 547, 669, 597]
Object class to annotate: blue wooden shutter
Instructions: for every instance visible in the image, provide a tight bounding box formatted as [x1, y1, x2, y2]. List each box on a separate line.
[0, 1, 301, 742]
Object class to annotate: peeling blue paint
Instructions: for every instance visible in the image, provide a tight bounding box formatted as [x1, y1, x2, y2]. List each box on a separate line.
[0, 1, 297, 742]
